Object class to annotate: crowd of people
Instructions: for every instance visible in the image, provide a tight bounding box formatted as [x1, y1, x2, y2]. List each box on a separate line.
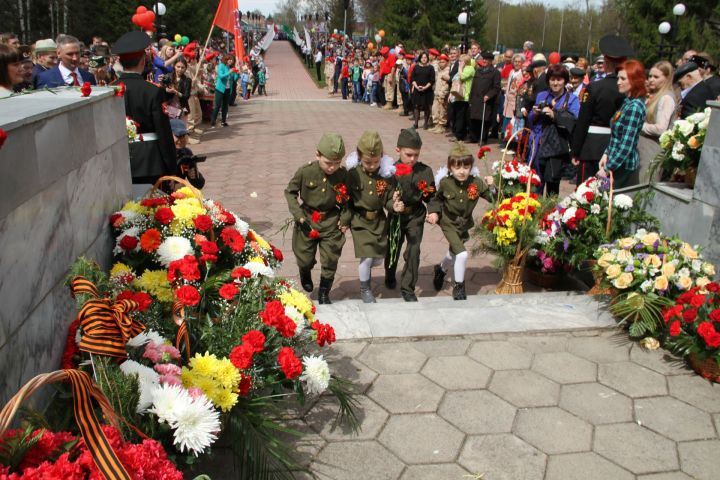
[306, 34, 719, 191]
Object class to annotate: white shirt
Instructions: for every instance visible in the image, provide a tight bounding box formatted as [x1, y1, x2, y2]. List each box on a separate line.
[315, 51, 322, 63]
[58, 63, 84, 86]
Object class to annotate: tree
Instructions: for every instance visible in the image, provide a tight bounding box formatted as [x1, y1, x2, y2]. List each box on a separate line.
[329, 0, 357, 35]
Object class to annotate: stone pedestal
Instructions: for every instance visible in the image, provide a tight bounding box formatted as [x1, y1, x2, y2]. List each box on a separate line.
[645, 101, 720, 271]
[0, 88, 132, 403]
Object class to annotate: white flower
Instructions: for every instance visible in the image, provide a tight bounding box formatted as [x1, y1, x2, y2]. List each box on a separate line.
[528, 248, 538, 257]
[686, 111, 706, 125]
[113, 227, 141, 255]
[659, 131, 672, 149]
[535, 232, 551, 245]
[674, 119, 694, 136]
[702, 263, 716, 276]
[149, 383, 186, 424]
[243, 261, 275, 278]
[300, 355, 330, 395]
[157, 236, 194, 266]
[678, 267, 690, 278]
[234, 218, 250, 236]
[613, 194, 633, 210]
[171, 392, 220, 456]
[127, 329, 167, 348]
[136, 379, 156, 413]
[117, 209, 140, 225]
[590, 204, 601, 214]
[561, 207, 578, 224]
[120, 359, 160, 385]
[691, 259, 703, 272]
[284, 305, 306, 334]
[698, 112, 710, 130]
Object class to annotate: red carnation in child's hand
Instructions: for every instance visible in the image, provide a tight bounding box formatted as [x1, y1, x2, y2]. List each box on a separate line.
[80, 82, 92, 97]
[155, 207, 175, 225]
[193, 214, 213, 231]
[242, 330, 266, 353]
[219, 282, 239, 300]
[230, 343, 254, 369]
[311, 211, 322, 223]
[395, 163, 413, 177]
[477, 146, 491, 159]
[277, 347, 303, 379]
[119, 235, 139, 251]
[271, 245, 284, 262]
[221, 227, 246, 252]
[175, 285, 201, 306]
[231, 267, 252, 279]
[309, 229, 321, 239]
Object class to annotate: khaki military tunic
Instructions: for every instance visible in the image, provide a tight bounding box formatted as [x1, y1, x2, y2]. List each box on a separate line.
[284, 161, 351, 279]
[347, 166, 396, 258]
[428, 175, 493, 255]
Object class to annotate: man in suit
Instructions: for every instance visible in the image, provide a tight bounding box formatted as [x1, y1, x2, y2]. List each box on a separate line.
[112, 31, 178, 185]
[445, 47, 460, 136]
[675, 61, 714, 119]
[36, 35, 95, 88]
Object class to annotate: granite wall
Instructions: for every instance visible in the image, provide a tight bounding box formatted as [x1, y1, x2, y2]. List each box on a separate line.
[645, 101, 720, 271]
[0, 88, 132, 404]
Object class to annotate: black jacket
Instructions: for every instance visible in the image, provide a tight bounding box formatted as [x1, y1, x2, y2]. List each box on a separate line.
[680, 80, 714, 119]
[469, 66, 500, 120]
[571, 73, 624, 160]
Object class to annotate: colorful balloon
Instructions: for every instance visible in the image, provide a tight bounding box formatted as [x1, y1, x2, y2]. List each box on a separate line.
[181, 36, 190, 45]
[367, 41, 374, 50]
[136, 6, 147, 14]
[174, 34, 182, 42]
[549, 51, 561, 65]
[378, 30, 385, 38]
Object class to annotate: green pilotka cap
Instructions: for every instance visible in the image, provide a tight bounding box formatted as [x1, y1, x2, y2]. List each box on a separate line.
[357, 130, 384, 156]
[317, 133, 346, 160]
[448, 141, 472, 158]
[396, 127, 423, 149]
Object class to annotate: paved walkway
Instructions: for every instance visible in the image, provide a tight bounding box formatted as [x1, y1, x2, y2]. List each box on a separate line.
[193, 42, 720, 480]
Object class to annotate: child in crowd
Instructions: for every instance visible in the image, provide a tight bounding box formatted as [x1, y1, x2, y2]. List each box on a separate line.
[346, 131, 403, 303]
[384, 128, 436, 302]
[170, 119, 205, 189]
[340, 59, 350, 100]
[351, 58, 362, 103]
[240, 66, 250, 100]
[427, 142, 495, 300]
[257, 68, 267, 95]
[362, 61, 373, 104]
[370, 64, 381, 106]
[284, 133, 351, 304]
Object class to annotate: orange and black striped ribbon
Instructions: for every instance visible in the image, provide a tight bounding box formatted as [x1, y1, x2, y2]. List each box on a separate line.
[65, 369, 131, 480]
[70, 276, 145, 358]
[172, 301, 191, 360]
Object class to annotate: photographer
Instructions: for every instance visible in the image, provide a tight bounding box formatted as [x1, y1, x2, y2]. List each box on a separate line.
[163, 58, 191, 120]
[528, 64, 580, 196]
[170, 119, 205, 189]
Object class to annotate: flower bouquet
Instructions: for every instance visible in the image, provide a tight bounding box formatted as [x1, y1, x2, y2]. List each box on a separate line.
[658, 107, 711, 186]
[491, 158, 541, 198]
[663, 281, 720, 382]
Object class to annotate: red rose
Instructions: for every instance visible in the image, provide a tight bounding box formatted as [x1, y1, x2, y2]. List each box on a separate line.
[119, 235, 139, 251]
[193, 214, 213, 232]
[707, 283, 720, 293]
[668, 320, 682, 337]
[690, 295, 707, 308]
[271, 245, 284, 262]
[231, 267, 252, 279]
[229, 343, 254, 370]
[155, 207, 175, 225]
[683, 308, 698, 323]
[241, 330, 266, 353]
[277, 347, 303, 379]
[709, 309, 720, 323]
[81, 82, 92, 97]
[175, 285, 200, 306]
[582, 191, 595, 202]
[109, 213, 124, 228]
[395, 163, 413, 177]
[239, 375, 252, 396]
[220, 227, 246, 252]
[309, 229, 321, 239]
[219, 283, 239, 300]
[575, 208, 586, 221]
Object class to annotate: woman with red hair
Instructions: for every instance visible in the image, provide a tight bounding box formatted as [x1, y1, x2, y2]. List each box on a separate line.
[598, 59, 647, 188]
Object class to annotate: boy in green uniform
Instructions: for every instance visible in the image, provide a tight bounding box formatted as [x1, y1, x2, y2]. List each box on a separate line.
[427, 142, 495, 300]
[346, 130, 404, 303]
[284, 133, 351, 304]
[384, 128, 436, 302]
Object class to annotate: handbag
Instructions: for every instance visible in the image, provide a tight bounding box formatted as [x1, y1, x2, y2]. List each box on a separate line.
[450, 73, 464, 100]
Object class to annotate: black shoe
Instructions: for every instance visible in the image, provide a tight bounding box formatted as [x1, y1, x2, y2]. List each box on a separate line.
[402, 291, 418, 302]
[299, 270, 313, 292]
[318, 277, 334, 304]
[453, 282, 467, 300]
[433, 265, 446, 291]
[399, 112, 409, 117]
[385, 270, 397, 289]
[221, 122, 229, 127]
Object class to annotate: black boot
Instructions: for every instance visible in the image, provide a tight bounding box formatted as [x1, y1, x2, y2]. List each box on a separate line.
[318, 277, 334, 304]
[453, 282, 467, 300]
[413, 108, 419, 129]
[385, 269, 397, 289]
[299, 269, 314, 292]
[433, 264, 446, 291]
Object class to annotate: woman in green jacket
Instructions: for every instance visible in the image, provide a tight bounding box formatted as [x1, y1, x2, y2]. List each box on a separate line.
[450, 54, 475, 141]
[211, 55, 239, 127]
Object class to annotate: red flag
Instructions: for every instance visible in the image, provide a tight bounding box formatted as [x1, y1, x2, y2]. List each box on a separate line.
[212, 0, 236, 32]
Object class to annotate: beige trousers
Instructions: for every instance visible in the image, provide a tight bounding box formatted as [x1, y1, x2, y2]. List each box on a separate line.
[432, 95, 448, 126]
[187, 95, 202, 133]
[384, 74, 395, 103]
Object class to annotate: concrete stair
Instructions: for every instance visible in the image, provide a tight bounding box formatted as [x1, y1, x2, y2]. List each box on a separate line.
[317, 291, 616, 340]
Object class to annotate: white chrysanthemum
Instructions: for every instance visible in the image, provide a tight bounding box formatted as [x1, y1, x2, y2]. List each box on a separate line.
[561, 207, 577, 224]
[234, 218, 250, 236]
[300, 355, 330, 395]
[127, 329, 167, 348]
[113, 227, 141, 255]
[590, 204, 601, 214]
[284, 305, 306, 334]
[117, 209, 140, 224]
[120, 359, 160, 385]
[613, 194, 633, 210]
[674, 119, 694, 136]
[149, 383, 187, 424]
[157, 236, 194, 266]
[136, 379, 156, 413]
[243, 261, 275, 278]
[171, 392, 220, 456]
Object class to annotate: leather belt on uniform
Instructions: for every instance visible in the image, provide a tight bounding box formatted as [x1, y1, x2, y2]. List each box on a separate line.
[130, 132, 159, 142]
[587, 126, 611, 135]
[302, 204, 339, 220]
[356, 208, 379, 221]
[443, 208, 469, 227]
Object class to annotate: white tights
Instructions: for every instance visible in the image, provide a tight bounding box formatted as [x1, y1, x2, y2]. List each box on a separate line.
[359, 257, 383, 281]
[440, 250, 468, 283]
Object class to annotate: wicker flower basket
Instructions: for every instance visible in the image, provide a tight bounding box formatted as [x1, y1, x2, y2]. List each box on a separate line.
[684, 166, 697, 188]
[525, 268, 562, 290]
[687, 353, 720, 383]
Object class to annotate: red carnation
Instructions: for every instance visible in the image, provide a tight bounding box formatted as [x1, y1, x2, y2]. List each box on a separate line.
[242, 330, 266, 353]
[119, 235, 138, 251]
[709, 309, 720, 323]
[132, 291, 153, 311]
[697, 321, 720, 348]
[575, 208, 586, 221]
[200, 240, 219, 255]
[278, 347, 303, 379]
[259, 300, 296, 337]
[175, 285, 200, 306]
[168, 255, 201, 282]
[231, 267, 252, 279]
[683, 308, 698, 323]
[311, 211, 322, 223]
[140, 197, 168, 207]
[155, 207, 175, 225]
[271, 245, 284, 262]
[239, 374, 252, 396]
[193, 214, 213, 232]
[309, 229, 321, 239]
[395, 163, 413, 177]
[677, 291, 694, 305]
[114, 83, 125, 97]
[80, 82, 92, 97]
[219, 283, 239, 300]
[229, 343, 254, 369]
[221, 227, 246, 252]
[668, 320, 682, 337]
[477, 146, 492, 159]
[311, 320, 336, 347]
[218, 208, 236, 225]
[707, 283, 720, 293]
[690, 295, 707, 308]
[582, 191, 595, 203]
[109, 213, 124, 228]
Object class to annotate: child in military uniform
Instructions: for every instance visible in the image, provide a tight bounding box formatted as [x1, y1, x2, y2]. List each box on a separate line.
[346, 130, 404, 303]
[384, 128, 436, 302]
[284, 133, 351, 304]
[427, 142, 495, 300]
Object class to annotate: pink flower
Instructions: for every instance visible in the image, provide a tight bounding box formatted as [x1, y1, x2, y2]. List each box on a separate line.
[154, 363, 182, 376]
[159, 374, 182, 386]
[158, 344, 181, 361]
[143, 342, 162, 363]
[187, 387, 205, 400]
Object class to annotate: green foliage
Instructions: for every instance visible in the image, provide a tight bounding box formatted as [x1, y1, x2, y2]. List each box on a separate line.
[610, 292, 675, 338]
[93, 357, 144, 442]
[327, 377, 361, 433]
[66, 257, 109, 307]
[0, 426, 45, 473]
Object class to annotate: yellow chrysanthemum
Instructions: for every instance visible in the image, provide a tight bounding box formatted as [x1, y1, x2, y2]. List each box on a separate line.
[280, 288, 314, 320]
[210, 389, 239, 412]
[176, 186, 198, 199]
[171, 197, 206, 222]
[181, 352, 240, 411]
[249, 256, 265, 264]
[110, 262, 132, 277]
[250, 229, 271, 250]
[133, 270, 174, 302]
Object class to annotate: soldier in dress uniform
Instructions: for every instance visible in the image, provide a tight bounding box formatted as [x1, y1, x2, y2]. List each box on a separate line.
[112, 31, 178, 185]
[284, 133, 351, 305]
[384, 128, 436, 302]
[346, 131, 403, 303]
[571, 35, 634, 185]
[427, 142, 494, 300]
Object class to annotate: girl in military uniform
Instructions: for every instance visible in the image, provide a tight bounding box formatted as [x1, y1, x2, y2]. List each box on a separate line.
[284, 133, 351, 304]
[346, 130, 404, 303]
[427, 143, 494, 300]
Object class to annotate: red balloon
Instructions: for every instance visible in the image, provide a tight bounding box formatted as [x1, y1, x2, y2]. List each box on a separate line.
[131, 14, 141, 26]
[549, 51, 561, 65]
[136, 6, 147, 14]
[146, 11, 155, 22]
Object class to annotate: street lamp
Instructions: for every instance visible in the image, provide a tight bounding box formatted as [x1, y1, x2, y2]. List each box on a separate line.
[153, 2, 167, 40]
[657, 3, 686, 62]
[458, 9, 469, 54]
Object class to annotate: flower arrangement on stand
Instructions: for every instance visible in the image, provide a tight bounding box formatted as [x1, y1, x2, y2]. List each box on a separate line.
[490, 158, 541, 197]
[658, 107, 711, 186]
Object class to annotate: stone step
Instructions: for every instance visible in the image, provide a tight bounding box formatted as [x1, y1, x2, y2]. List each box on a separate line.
[317, 291, 616, 340]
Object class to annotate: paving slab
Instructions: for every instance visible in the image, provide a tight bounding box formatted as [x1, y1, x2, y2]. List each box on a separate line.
[357, 342, 428, 375]
[677, 439, 720, 480]
[304, 396, 388, 441]
[458, 433, 547, 480]
[545, 452, 635, 480]
[420, 355, 492, 390]
[377, 413, 465, 464]
[514, 407, 593, 454]
[398, 463, 471, 480]
[489, 370, 560, 408]
[567, 333, 632, 363]
[532, 351, 598, 384]
[593, 423, 680, 474]
[367, 373, 444, 414]
[438, 390, 516, 434]
[598, 361, 669, 398]
[559, 382, 634, 424]
[667, 374, 720, 413]
[635, 396, 716, 441]
[309, 440, 405, 480]
[467, 340, 533, 370]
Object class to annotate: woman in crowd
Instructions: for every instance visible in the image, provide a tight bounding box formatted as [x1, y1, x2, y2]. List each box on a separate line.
[0, 44, 22, 97]
[450, 54, 475, 141]
[211, 54, 239, 127]
[411, 51, 435, 129]
[598, 60, 647, 189]
[154, 43, 182, 82]
[165, 58, 191, 121]
[528, 64, 580, 196]
[501, 53, 525, 148]
[638, 61, 676, 182]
